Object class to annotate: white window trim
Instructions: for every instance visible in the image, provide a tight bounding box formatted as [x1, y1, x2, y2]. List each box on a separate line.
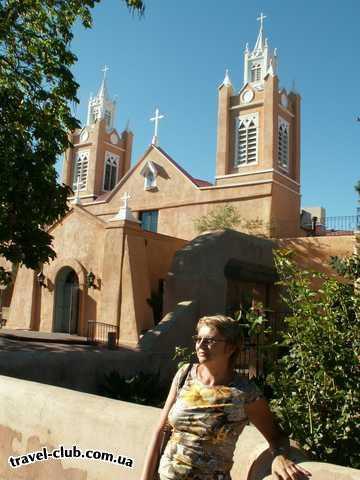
[234, 112, 259, 167]
[73, 150, 89, 191]
[250, 63, 262, 83]
[140, 160, 158, 191]
[103, 151, 119, 191]
[278, 117, 290, 173]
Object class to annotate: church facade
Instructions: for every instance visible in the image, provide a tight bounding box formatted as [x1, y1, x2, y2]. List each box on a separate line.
[3, 18, 351, 345]
[63, 16, 301, 241]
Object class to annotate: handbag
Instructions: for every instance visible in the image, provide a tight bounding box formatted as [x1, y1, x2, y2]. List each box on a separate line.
[154, 363, 192, 479]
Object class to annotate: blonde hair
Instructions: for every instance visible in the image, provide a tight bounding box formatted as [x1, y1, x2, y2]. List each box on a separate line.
[196, 315, 242, 367]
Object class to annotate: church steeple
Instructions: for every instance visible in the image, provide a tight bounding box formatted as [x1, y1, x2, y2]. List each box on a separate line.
[87, 65, 116, 129]
[243, 13, 278, 87]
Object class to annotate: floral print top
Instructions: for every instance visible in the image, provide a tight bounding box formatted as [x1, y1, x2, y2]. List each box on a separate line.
[158, 364, 263, 480]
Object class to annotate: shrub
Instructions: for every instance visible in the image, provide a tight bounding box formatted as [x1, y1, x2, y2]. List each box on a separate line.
[267, 249, 360, 468]
[194, 205, 241, 233]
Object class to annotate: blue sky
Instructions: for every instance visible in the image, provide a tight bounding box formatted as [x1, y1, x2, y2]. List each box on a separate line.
[61, 0, 360, 216]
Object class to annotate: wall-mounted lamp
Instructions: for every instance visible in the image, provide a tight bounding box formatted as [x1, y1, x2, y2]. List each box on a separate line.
[86, 271, 96, 289]
[37, 271, 47, 288]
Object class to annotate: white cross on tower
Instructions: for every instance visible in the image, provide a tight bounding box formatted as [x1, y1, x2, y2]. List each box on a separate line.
[121, 192, 131, 210]
[257, 12, 267, 29]
[150, 107, 164, 147]
[101, 64, 109, 80]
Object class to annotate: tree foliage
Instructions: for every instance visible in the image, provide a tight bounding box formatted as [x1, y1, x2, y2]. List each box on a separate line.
[194, 205, 242, 233]
[0, 0, 144, 285]
[193, 204, 279, 237]
[268, 249, 360, 468]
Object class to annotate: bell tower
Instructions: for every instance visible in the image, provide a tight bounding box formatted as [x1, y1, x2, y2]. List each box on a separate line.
[62, 67, 133, 202]
[215, 14, 301, 237]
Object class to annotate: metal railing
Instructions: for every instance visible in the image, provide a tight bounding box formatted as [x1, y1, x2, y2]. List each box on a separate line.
[301, 215, 359, 237]
[237, 312, 286, 377]
[87, 321, 119, 344]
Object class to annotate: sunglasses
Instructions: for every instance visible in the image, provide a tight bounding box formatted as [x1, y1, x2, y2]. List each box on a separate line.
[192, 335, 227, 348]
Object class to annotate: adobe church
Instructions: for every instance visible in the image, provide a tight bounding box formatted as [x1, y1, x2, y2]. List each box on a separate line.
[4, 17, 348, 345]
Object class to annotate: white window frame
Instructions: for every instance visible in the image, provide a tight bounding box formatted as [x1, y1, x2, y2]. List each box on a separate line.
[103, 151, 119, 191]
[278, 117, 290, 172]
[251, 63, 262, 83]
[144, 170, 156, 190]
[73, 150, 89, 191]
[234, 112, 259, 167]
[140, 160, 158, 191]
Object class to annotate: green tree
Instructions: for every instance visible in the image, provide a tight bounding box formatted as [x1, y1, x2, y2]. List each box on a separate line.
[0, 0, 144, 285]
[268, 249, 360, 467]
[193, 205, 242, 234]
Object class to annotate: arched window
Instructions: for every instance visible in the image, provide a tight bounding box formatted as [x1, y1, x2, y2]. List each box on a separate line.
[104, 110, 112, 127]
[251, 63, 261, 82]
[235, 113, 258, 166]
[140, 160, 158, 191]
[103, 152, 119, 191]
[73, 151, 89, 191]
[144, 170, 156, 190]
[278, 118, 289, 170]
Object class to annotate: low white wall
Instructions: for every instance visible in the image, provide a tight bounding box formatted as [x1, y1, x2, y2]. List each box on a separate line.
[0, 375, 358, 480]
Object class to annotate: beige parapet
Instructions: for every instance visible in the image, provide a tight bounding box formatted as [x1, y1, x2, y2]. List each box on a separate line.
[1, 375, 359, 480]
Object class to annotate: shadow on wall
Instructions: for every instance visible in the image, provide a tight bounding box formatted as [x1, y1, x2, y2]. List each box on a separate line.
[164, 229, 277, 317]
[138, 300, 199, 357]
[277, 235, 355, 278]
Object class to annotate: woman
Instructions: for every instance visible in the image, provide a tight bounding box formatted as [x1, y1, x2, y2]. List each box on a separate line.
[141, 315, 311, 480]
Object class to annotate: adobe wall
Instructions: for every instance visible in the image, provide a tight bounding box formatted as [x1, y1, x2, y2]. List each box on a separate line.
[277, 235, 355, 277]
[82, 147, 278, 240]
[0, 376, 358, 480]
[164, 230, 277, 317]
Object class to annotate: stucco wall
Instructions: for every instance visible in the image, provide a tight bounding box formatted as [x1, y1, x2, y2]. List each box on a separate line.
[0, 376, 358, 480]
[278, 235, 355, 276]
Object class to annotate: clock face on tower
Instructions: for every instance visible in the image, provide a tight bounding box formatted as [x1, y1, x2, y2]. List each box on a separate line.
[110, 132, 118, 145]
[241, 89, 254, 104]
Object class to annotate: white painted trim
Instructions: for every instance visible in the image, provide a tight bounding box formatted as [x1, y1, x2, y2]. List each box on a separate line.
[273, 168, 300, 186]
[230, 101, 263, 111]
[272, 179, 301, 196]
[278, 116, 290, 172]
[199, 178, 300, 195]
[216, 167, 300, 186]
[234, 112, 259, 167]
[104, 141, 125, 152]
[73, 150, 89, 191]
[103, 151, 120, 192]
[73, 142, 92, 148]
[216, 168, 273, 179]
[199, 179, 273, 190]
[68, 194, 95, 200]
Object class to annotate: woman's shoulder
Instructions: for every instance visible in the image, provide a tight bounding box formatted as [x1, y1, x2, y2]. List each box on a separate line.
[173, 363, 193, 388]
[230, 373, 264, 403]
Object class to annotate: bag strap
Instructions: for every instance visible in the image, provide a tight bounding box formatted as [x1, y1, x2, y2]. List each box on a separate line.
[176, 363, 192, 396]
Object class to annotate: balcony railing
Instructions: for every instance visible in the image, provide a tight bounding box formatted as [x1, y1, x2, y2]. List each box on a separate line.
[302, 215, 360, 236]
[87, 321, 119, 345]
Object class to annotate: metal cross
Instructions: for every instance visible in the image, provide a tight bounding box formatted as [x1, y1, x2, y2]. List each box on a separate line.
[150, 107, 164, 146]
[101, 65, 109, 79]
[121, 192, 131, 209]
[257, 12, 267, 29]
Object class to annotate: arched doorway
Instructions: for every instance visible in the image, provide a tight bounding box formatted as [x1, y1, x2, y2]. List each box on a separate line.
[54, 267, 79, 334]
